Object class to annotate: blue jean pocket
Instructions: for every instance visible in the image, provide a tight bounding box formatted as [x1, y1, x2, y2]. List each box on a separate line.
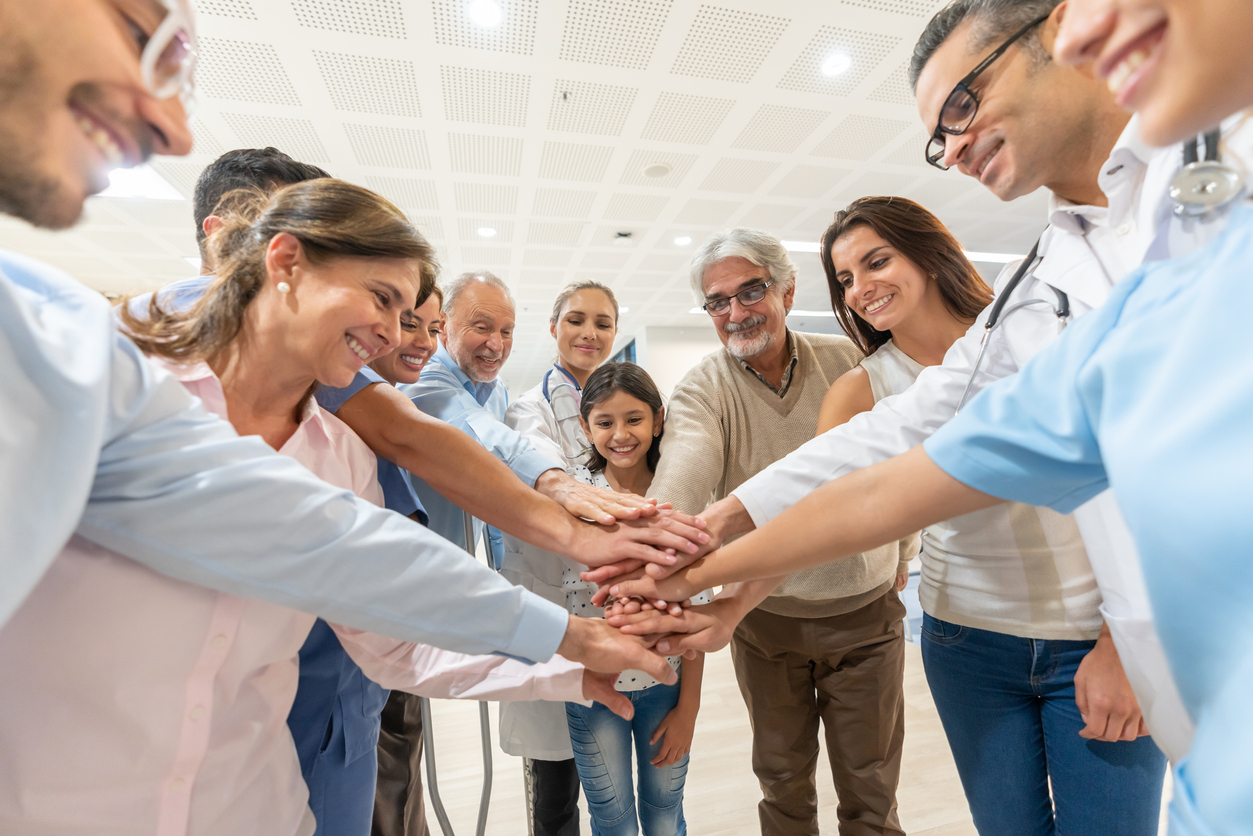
[922, 614, 969, 645]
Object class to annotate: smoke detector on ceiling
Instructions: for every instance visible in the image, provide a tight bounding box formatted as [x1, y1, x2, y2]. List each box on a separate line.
[642, 162, 672, 178]
[612, 231, 635, 248]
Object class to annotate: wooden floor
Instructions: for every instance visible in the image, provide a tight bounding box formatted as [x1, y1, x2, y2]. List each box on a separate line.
[420, 641, 1170, 835]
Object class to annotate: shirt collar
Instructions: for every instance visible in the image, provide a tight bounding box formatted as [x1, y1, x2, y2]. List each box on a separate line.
[1047, 116, 1153, 234]
[737, 331, 799, 398]
[433, 343, 499, 406]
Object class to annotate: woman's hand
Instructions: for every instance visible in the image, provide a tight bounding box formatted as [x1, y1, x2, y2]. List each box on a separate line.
[650, 702, 697, 767]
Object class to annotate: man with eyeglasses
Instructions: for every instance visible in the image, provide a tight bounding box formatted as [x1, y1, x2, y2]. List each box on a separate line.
[639, 228, 918, 836]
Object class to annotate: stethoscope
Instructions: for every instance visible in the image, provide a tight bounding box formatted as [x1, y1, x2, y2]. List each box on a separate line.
[541, 362, 581, 401]
[954, 128, 1247, 414]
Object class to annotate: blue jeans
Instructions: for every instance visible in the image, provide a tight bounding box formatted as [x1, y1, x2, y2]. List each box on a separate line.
[566, 683, 688, 836]
[921, 614, 1167, 836]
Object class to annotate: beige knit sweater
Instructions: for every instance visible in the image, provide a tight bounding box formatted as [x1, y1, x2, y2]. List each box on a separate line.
[650, 331, 917, 619]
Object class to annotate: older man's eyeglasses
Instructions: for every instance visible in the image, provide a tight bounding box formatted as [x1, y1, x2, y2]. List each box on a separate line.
[924, 13, 1050, 170]
[702, 280, 774, 316]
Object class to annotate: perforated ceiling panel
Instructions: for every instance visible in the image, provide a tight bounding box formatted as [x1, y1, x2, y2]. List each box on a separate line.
[441, 67, 531, 127]
[523, 249, 573, 268]
[738, 203, 806, 229]
[867, 64, 917, 107]
[699, 158, 780, 193]
[532, 188, 597, 218]
[461, 245, 512, 266]
[602, 194, 669, 222]
[527, 222, 588, 247]
[838, 171, 923, 200]
[345, 125, 431, 169]
[559, 0, 672, 71]
[448, 134, 524, 175]
[731, 105, 828, 154]
[362, 176, 439, 211]
[639, 92, 735, 145]
[580, 251, 632, 270]
[148, 159, 203, 199]
[538, 142, 615, 182]
[453, 183, 519, 214]
[289, 0, 406, 39]
[198, 39, 301, 106]
[671, 5, 790, 83]
[314, 52, 421, 118]
[674, 199, 739, 226]
[547, 81, 638, 136]
[841, 0, 939, 16]
[618, 150, 697, 188]
[811, 115, 912, 160]
[777, 28, 899, 97]
[109, 200, 194, 230]
[881, 131, 931, 167]
[220, 113, 330, 163]
[409, 215, 445, 239]
[770, 164, 853, 198]
[197, 0, 257, 19]
[431, 0, 538, 55]
[190, 120, 225, 156]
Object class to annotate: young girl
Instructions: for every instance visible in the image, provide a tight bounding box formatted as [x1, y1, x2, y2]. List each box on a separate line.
[564, 362, 708, 836]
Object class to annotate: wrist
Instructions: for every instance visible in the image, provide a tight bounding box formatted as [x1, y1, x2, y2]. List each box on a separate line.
[556, 614, 585, 661]
[534, 467, 564, 497]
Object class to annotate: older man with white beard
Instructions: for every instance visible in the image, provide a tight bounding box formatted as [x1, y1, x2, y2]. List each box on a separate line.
[645, 229, 918, 836]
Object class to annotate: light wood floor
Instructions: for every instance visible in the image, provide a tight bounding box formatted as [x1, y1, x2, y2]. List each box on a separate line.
[420, 641, 1169, 835]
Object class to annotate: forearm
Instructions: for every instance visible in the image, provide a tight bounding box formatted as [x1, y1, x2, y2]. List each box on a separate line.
[677, 651, 704, 710]
[714, 578, 782, 615]
[702, 495, 757, 545]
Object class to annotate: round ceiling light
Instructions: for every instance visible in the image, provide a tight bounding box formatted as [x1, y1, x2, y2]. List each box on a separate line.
[821, 51, 853, 77]
[477, 227, 497, 238]
[674, 235, 692, 246]
[467, 0, 503, 28]
[642, 162, 672, 178]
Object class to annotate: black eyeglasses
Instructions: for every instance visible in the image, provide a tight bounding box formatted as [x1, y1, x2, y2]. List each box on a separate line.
[925, 14, 1051, 170]
[702, 280, 774, 316]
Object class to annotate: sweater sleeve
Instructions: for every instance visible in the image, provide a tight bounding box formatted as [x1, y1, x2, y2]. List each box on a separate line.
[648, 371, 726, 516]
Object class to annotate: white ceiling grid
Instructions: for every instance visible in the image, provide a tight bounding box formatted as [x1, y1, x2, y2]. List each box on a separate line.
[13, 0, 1053, 391]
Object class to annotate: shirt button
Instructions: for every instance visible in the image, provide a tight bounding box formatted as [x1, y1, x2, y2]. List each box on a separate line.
[189, 706, 206, 721]
[1116, 223, 1132, 236]
[211, 635, 227, 649]
[169, 778, 186, 792]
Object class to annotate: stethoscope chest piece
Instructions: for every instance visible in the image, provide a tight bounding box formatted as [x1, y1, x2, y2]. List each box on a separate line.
[1170, 160, 1246, 218]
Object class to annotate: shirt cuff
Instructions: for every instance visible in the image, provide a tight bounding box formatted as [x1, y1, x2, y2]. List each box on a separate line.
[730, 479, 777, 529]
[515, 448, 561, 488]
[535, 654, 591, 706]
[502, 593, 569, 663]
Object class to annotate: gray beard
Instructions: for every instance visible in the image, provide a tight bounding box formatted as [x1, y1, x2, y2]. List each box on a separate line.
[725, 328, 774, 361]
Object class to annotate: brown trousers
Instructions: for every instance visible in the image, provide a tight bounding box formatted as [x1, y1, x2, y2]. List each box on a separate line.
[372, 691, 430, 836]
[731, 591, 907, 836]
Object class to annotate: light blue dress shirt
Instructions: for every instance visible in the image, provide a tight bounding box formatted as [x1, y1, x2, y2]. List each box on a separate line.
[400, 344, 557, 562]
[0, 250, 568, 662]
[924, 203, 1253, 836]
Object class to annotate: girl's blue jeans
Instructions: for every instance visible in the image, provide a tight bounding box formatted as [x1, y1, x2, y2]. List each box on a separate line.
[921, 614, 1167, 835]
[565, 682, 688, 836]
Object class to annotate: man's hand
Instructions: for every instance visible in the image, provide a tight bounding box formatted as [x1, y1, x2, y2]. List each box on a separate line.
[605, 561, 703, 606]
[535, 469, 656, 524]
[557, 615, 677, 685]
[1075, 624, 1149, 741]
[606, 597, 743, 655]
[582, 670, 633, 720]
[895, 572, 909, 592]
[577, 512, 710, 568]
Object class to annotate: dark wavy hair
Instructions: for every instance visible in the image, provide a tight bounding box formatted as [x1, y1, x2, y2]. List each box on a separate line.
[820, 195, 992, 355]
[580, 362, 665, 474]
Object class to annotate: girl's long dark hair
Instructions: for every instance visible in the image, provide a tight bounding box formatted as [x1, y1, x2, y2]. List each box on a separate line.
[580, 362, 664, 474]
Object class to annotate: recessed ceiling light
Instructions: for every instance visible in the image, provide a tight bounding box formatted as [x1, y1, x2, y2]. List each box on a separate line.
[477, 226, 497, 238]
[466, 0, 503, 28]
[642, 162, 672, 178]
[674, 235, 692, 246]
[619, 306, 630, 313]
[98, 164, 183, 200]
[821, 51, 853, 77]
[612, 231, 634, 247]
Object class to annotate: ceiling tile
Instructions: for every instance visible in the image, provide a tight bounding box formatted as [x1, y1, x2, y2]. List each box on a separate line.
[408, 215, 445, 239]
[636, 253, 690, 272]
[520, 269, 568, 287]
[314, 51, 421, 117]
[448, 133, 524, 175]
[110, 199, 194, 230]
[191, 119, 225, 156]
[738, 203, 805, 229]
[837, 171, 922, 200]
[776, 27, 900, 96]
[671, 5, 790, 84]
[441, 66, 531, 127]
[639, 92, 735, 145]
[158, 230, 199, 255]
[907, 177, 978, 210]
[459, 218, 516, 243]
[147, 159, 204, 199]
[547, 80, 638, 136]
[197, 0, 257, 18]
[526, 221, 588, 246]
[460, 245, 513, 266]
[0, 226, 84, 252]
[580, 251, 632, 270]
[221, 113, 330, 163]
[559, 0, 673, 71]
[620, 271, 675, 287]
[124, 256, 199, 277]
[431, 0, 539, 55]
[198, 38, 301, 106]
[699, 158, 780, 193]
[538, 142, 615, 182]
[674, 198, 739, 226]
[812, 115, 913, 160]
[619, 150, 698, 188]
[881, 129, 931, 166]
[363, 176, 439, 211]
[603, 194, 669, 222]
[770, 164, 852, 199]
[290, 0, 407, 39]
[731, 105, 828, 153]
[532, 188, 597, 217]
[523, 249, 574, 268]
[345, 125, 431, 169]
[453, 183, 519, 213]
[867, 63, 916, 107]
[840, 0, 940, 17]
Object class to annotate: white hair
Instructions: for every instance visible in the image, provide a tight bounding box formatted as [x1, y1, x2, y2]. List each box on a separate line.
[688, 228, 797, 305]
[442, 270, 514, 314]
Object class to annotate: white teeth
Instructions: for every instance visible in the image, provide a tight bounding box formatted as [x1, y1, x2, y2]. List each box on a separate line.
[400, 354, 424, 366]
[76, 115, 123, 166]
[865, 294, 894, 314]
[345, 335, 370, 361]
[1107, 48, 1148, 96]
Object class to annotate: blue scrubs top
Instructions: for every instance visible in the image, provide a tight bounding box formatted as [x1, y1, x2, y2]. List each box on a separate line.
[925, 202, 1253, 836]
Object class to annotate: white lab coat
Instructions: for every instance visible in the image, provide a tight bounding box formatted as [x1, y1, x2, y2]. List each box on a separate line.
[734, 113, 1253, 763]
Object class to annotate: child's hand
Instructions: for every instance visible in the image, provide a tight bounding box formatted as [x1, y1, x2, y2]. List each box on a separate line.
[649, 703, 697, 767]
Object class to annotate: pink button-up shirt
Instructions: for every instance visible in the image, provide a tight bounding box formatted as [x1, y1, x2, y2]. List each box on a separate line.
[0, 361, 584, 836]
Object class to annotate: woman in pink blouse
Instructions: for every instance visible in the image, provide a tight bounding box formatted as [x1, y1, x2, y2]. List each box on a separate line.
[0, 180, 625, 836]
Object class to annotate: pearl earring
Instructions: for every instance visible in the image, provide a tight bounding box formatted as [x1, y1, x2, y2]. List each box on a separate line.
[277, 281, 291, 293]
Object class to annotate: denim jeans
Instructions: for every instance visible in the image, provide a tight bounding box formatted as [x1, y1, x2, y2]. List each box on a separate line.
[566, 682, 688, 836]
[921, 614, 1167, 836]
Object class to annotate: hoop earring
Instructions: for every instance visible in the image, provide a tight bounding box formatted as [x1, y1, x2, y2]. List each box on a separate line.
[277, 281, 291, 293]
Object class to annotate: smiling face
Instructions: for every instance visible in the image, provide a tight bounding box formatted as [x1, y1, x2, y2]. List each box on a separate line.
[830, 225, 943, 335]
[915, 13, 1112, 201]
[441, 280, 515, 384]
[701, 256, 794, 362]
[369, 292, 443, 386]
[0, 0, 193, 229]
[1055, 0, 1253, 146]
[581, 390, 660, 475]
[551, 288, 618, 381]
